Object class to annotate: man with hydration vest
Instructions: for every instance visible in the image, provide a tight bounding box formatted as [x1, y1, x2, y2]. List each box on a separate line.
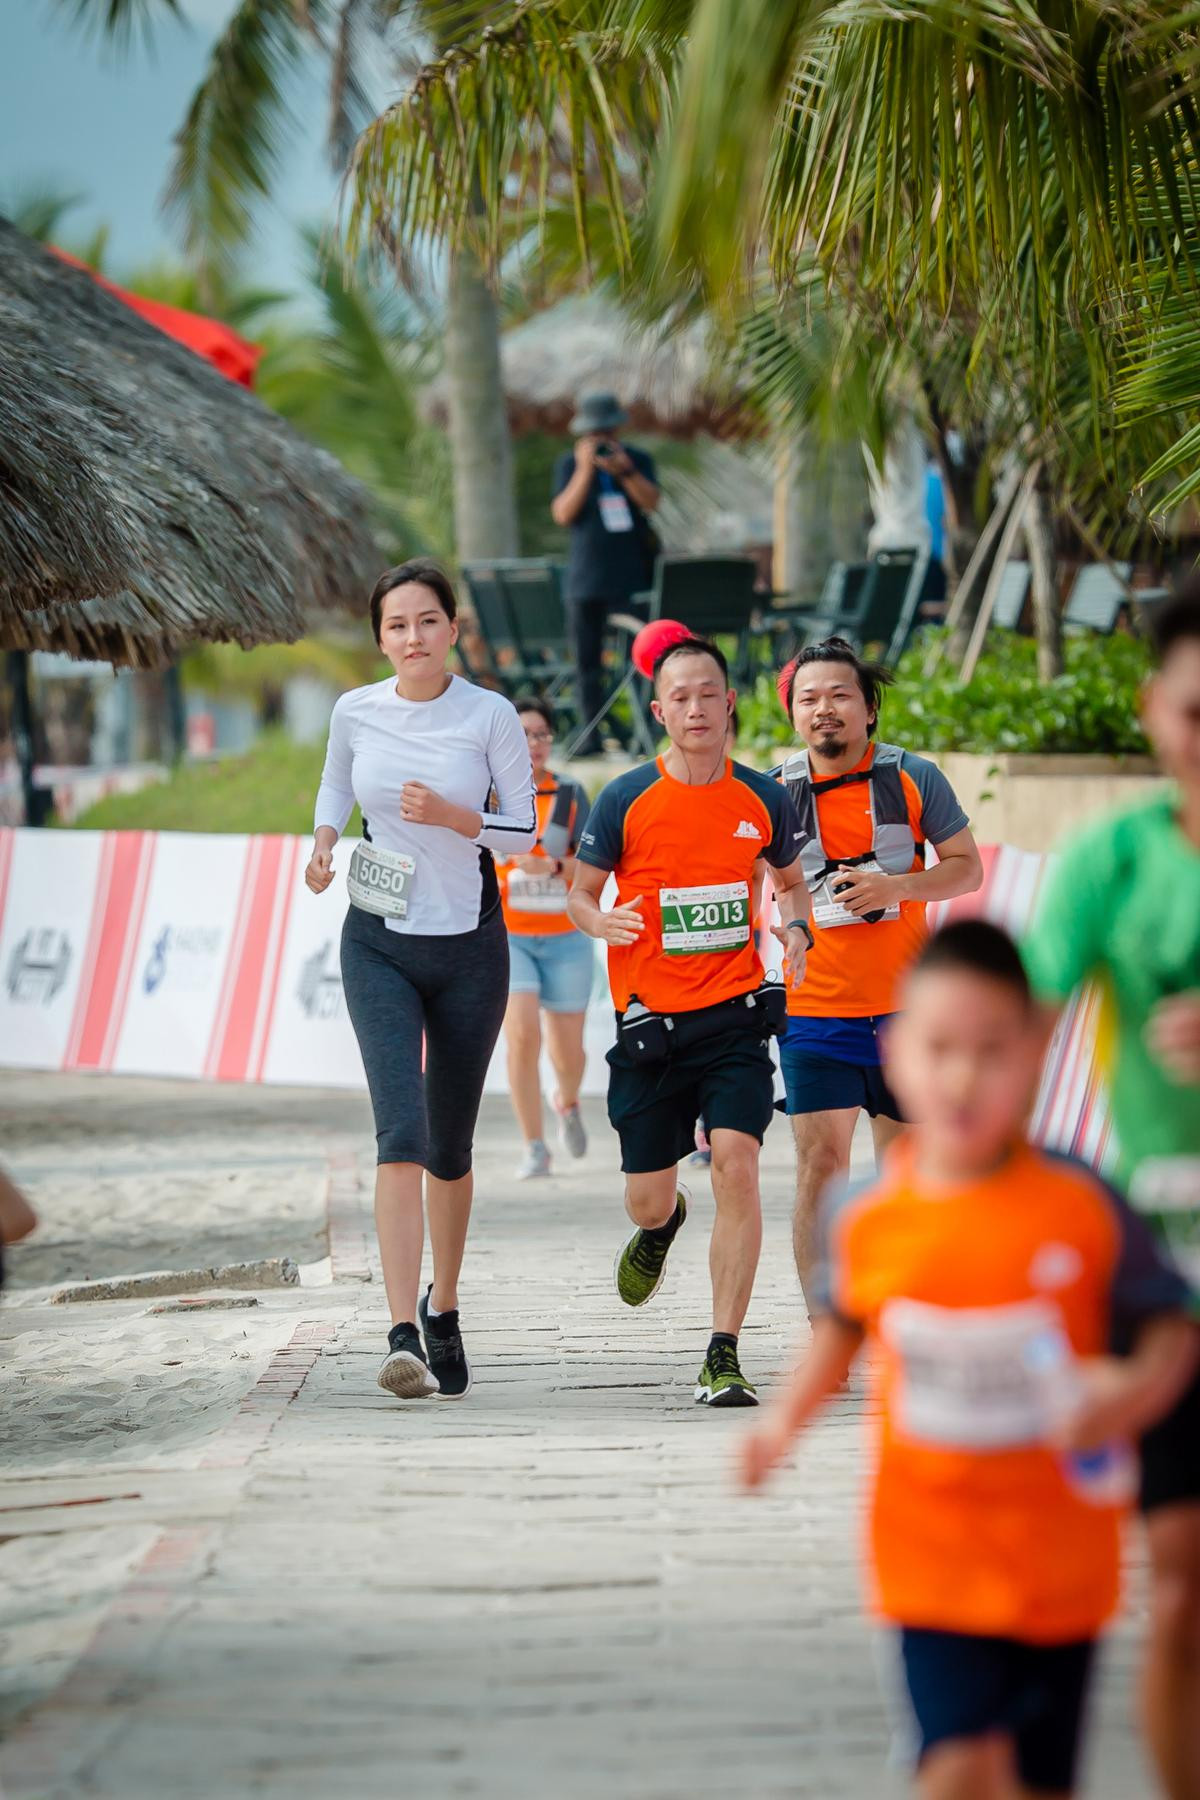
[774, 636, 983, 1304]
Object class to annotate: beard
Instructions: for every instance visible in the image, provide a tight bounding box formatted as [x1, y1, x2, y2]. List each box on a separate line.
[813, 728, 846, 757]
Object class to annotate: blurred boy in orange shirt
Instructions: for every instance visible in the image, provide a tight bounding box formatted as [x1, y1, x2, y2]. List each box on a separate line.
[740, 921, 1197, 1800]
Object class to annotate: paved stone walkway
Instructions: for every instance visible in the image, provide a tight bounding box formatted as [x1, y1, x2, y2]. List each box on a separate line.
[0, 1078, 1154, 1797]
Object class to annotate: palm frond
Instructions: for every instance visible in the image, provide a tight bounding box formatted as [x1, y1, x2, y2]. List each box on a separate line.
[0, 182, 87, 245]
[54, 0, 183, 51]
[344, 1, 666, 273]
[163, 0, 323, 290]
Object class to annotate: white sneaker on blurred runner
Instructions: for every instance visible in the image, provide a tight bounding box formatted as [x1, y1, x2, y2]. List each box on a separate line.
[556, 1100, 588, 1160]
[516, 1140, 552, 1180]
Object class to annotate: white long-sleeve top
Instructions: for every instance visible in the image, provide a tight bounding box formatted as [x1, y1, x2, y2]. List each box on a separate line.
[314, 674, 537, 935]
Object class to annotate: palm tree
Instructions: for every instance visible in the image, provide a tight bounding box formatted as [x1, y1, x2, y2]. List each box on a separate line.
[65, 0, 518, 562]
[342, 0, 1200, 677]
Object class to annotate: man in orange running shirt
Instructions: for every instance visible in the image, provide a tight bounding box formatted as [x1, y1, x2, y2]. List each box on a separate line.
[775, 637, 982, 1303]
[569, 636, 810, 1407]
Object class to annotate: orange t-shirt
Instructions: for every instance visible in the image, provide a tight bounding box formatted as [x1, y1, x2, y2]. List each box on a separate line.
[786, 743, 968, 1018]
[496, 772, 589, 937]
[577, 757, 802, 1014]
[820, 1138, 1190, 1642]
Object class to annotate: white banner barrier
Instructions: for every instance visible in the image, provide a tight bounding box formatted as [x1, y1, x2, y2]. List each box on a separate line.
[0, 829, 1112, 1165]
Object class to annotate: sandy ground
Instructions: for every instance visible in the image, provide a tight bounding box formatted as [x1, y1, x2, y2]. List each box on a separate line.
[0, 1074, 1158, 1798]
[2, 1076, 340, 1288]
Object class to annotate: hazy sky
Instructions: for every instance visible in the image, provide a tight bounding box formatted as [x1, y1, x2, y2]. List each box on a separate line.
[0, 0, 357, 294]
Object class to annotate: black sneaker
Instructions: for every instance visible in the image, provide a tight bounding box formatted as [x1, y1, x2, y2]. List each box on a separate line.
[418, 1286, 472, 1400]
[378, 1322, 439, 1399]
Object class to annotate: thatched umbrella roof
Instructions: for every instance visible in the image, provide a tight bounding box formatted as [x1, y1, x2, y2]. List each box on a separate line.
[426, 294, 752, 441]
[0, 218, 379, 668]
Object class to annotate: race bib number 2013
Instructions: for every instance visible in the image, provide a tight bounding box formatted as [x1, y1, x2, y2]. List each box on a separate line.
[346, 841, 416, 920]
[659, 882, 751, 956]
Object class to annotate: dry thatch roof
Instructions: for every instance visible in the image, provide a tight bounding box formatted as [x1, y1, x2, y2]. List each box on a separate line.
[426, 294, 751, 441]
[0, 219, 380, 668]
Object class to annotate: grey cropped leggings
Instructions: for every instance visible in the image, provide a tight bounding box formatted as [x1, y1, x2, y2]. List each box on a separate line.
[340, 902, 509, 1180]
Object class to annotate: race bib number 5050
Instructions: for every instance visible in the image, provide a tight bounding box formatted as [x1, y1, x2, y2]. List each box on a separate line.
[346, 841, 416, 920]
[659, 881, 751, 956]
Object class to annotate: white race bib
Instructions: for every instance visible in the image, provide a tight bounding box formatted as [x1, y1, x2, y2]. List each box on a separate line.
[346, 841, 416, 920]
[506, 868, 569, 915]
[881, 1296, 1063, 1450]
[598, 491, 634, 533]
[811, 859, 900, 929]
[659, 882, 751, 956]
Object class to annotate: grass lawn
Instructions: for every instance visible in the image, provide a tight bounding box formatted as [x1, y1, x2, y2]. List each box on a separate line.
[69, 732, 360, 836]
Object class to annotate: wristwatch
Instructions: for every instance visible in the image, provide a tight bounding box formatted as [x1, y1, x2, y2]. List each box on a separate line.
[787, 918, 815, 951]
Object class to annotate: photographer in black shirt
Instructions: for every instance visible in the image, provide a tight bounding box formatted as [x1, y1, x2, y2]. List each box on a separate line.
[551, 392, 660, 754]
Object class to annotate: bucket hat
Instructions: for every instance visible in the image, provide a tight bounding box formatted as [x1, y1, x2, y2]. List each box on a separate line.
[569, 390, 629, 435]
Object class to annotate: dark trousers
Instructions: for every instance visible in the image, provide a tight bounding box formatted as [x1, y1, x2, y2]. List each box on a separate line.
[567, 594, 627, 750]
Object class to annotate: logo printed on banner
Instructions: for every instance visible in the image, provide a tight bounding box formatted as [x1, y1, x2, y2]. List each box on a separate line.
[142, 924, 224, 995]
[6, 928, 72, 1003]
[297, 941, 344, 1020]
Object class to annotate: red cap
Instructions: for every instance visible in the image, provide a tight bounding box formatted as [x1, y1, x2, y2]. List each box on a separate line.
[776, 657, 797, 717]
[631, 617, 694, 679]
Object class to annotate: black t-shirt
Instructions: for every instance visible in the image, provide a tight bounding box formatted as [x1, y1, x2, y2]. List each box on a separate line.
[552, 446, 659, 603]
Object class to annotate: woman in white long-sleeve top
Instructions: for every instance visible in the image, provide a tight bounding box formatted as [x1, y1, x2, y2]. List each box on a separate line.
[307, 560, 536, 1400]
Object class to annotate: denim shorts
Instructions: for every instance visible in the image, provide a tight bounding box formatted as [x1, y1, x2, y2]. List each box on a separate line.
[507, 929, 596, 1012]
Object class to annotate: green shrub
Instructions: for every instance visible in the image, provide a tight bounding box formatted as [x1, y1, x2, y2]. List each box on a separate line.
[736, 629, 1151, 758]
[69, 732, 360, 836]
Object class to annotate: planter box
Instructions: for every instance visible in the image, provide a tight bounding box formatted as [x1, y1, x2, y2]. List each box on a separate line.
[934, 751, 1165, 854]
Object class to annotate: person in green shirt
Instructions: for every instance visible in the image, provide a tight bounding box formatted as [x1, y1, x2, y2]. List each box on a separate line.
[1024, 588, 1200, 1800]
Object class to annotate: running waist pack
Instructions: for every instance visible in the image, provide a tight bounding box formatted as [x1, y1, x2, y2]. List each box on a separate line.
[617, 980, 788, 1066]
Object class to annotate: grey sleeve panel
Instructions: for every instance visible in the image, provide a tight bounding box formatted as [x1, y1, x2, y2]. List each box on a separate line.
[1042, 1150, 1194, 1339]
[1108, 1183, 1195, 1330]
[811, 1171, 875, 1322]
[576, 764, 659, 871]
[568, 779, 592, 850]
[899, 748, 970, 844]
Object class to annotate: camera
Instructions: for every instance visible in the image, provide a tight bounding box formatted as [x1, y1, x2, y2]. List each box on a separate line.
[594, 440, 616, 460]
[832, 874, 886, 925]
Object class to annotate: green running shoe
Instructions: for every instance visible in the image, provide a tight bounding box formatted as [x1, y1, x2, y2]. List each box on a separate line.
[695, 1339, 758, 1408]
[613, 1186, 688, 1307]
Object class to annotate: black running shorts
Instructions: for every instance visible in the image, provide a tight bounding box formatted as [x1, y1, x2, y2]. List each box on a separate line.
[605, 1026, 776, 1175]
[1140, 1359, 1200, 1514]
[899, 1627, 1096, 1793]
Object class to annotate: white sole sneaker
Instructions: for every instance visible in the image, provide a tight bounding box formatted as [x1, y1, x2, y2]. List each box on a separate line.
[377, 1349, 439, 1399]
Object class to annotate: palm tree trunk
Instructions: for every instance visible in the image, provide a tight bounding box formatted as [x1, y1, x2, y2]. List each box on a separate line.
[1023, 472, 1064, 681]
[444, 242, 518, 563]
